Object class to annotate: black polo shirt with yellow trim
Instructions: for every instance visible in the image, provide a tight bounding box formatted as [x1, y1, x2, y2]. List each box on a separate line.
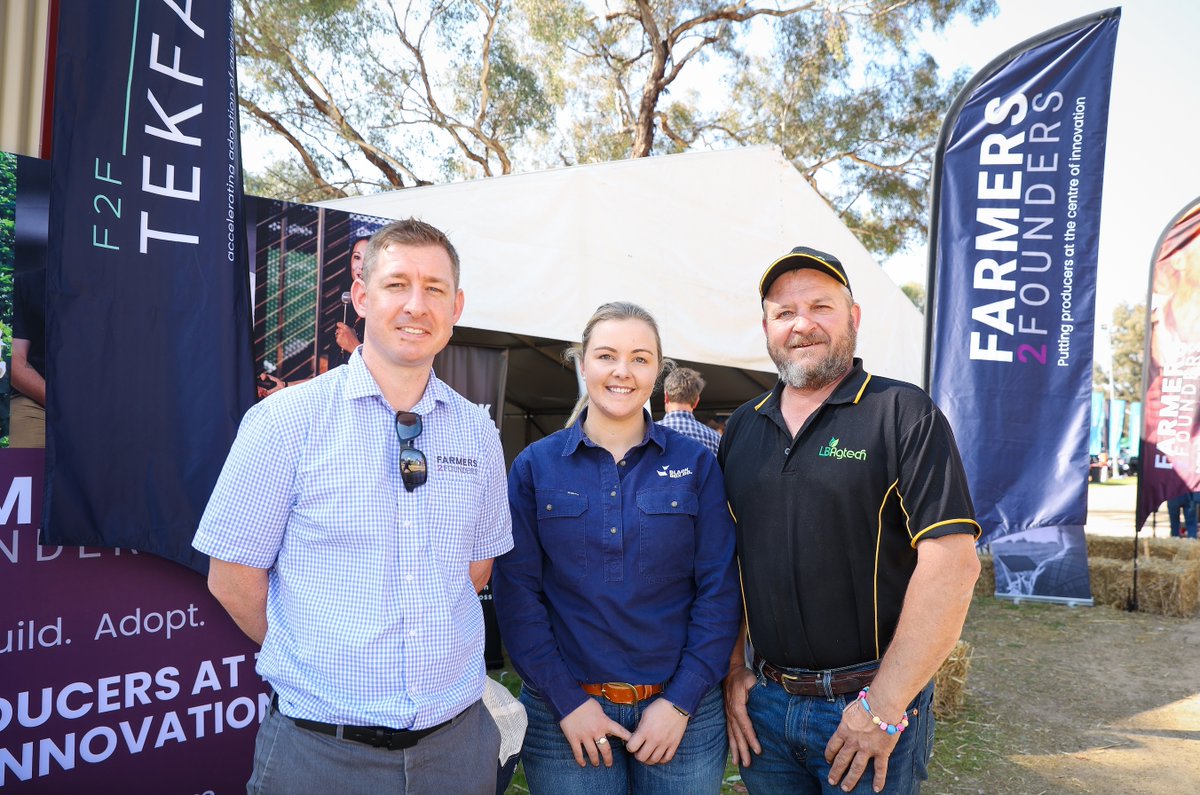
[718, 358, 979, 671]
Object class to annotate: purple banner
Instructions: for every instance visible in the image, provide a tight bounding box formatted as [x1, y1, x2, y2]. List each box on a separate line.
[0, 449, 267, 792]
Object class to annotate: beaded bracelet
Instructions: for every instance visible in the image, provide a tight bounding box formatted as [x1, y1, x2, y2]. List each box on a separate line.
[857, 686, 909, 735]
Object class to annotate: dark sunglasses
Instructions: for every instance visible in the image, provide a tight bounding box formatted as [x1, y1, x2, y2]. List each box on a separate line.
[394, 411, 427, 492]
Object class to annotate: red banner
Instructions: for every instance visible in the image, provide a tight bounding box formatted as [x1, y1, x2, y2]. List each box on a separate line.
[1137, 198, 1200, 529]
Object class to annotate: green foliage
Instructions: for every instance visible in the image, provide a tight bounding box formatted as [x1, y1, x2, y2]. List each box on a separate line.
[0, 152, 15, 330]
[900, 282, 926, 313]
[237, 0, 999, 257]
[1105, 301, 1145, 404]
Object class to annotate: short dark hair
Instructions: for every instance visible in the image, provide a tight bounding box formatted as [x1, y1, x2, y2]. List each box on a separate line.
[663, 367, 705, 405]
[362, 219, 461, 287]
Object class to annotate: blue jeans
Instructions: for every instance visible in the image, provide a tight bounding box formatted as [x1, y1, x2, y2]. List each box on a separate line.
[1166, 494, 1199, 539]
[739, 668, 934, 795]
[519, 684, 727, 794]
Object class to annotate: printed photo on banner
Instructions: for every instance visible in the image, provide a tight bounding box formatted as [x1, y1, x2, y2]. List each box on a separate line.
[1, 155, 49, 450]
[247, 198, 388, 396]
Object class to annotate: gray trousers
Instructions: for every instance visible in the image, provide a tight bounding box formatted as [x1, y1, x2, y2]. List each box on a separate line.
[248, 698, 500, 795]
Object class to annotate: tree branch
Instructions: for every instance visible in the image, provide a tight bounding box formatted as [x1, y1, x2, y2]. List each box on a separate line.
[239, 97, 347, 199]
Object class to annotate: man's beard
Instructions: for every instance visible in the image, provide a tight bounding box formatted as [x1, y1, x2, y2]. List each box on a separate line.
[769, 317, 856, 390]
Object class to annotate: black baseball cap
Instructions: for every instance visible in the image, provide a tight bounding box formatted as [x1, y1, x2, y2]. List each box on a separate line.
[759, 246, 851, 300]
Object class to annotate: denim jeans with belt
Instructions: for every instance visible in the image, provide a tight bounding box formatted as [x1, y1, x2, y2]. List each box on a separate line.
[738, 661, 935, 795]
[519, 683, 727, 795]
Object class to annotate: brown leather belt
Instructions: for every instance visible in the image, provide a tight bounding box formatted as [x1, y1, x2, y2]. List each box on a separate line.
[755, 656, 878, 697]
[581, 682, 664, 705]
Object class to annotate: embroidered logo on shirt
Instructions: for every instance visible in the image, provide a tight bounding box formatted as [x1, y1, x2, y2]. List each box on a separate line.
[657, 464, 694, 479]
[436, 454, 479, 474]
[817, 437, 867, 461]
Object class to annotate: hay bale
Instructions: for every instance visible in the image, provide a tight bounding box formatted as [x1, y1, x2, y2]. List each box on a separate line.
[1086, 535, 1139, 562]
[933, 640, 972, 720]
[1087, 534, 1200, 563]
[975, 554, 994, 597]
[1088, 556, 1200, 617]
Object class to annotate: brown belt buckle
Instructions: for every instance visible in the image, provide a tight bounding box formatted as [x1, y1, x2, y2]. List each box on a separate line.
[600, 682, 641, 704]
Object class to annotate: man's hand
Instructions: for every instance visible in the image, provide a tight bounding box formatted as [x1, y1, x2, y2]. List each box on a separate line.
[724, 666, 761, 766]
[626, 698, 688, 765]
[559, 699, 632, 768]
[824, 695, 902, 793]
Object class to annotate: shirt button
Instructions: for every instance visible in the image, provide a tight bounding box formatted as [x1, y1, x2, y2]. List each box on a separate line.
[784, 447, 790, 455]
[671, 501, 678, 507]
[610, 527, 617, 534]
[546, 504, 553, 511]
[409, 629, 418, 637]
[610, 491, 616, 497]
[618, 460, 627, 467]
[406, 574, 414, 582]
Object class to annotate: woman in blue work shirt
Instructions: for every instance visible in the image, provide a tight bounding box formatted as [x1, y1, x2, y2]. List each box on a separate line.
[493, 301, 741, 794]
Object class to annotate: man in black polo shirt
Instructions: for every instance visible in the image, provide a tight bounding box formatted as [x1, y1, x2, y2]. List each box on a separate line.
[719, 246, 980, 794]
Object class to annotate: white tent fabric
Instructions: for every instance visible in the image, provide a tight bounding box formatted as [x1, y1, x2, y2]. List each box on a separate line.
[322, 146, 924, 384]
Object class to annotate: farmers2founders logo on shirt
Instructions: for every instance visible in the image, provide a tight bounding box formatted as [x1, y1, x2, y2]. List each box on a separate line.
[817, 437, 867, 461]
[437, 455, 479, 475]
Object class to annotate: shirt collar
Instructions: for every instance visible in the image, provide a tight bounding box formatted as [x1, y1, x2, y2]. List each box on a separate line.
[756, 358, 871, 416]
[559, 407, 666, 456]
[343, 350, 449, 413]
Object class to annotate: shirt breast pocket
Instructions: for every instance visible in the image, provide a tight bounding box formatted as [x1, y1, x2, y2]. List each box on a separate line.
[535, 489, 589, 579]
[636, 489, 698, 581]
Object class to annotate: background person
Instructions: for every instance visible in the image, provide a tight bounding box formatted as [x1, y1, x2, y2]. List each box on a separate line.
[720, 246, 981, 794]
[493, 301, 741, 794]
[1166, 491, 1199, 539]
[9, 266, 46, 447]
[658, 366, 721, 456]
[194, 219, 512, 794]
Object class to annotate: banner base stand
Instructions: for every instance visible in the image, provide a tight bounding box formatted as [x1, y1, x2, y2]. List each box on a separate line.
[993, 593, 1094, 608]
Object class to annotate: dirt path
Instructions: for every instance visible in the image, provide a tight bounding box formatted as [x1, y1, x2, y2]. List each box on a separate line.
[931, 584, 1200, 794]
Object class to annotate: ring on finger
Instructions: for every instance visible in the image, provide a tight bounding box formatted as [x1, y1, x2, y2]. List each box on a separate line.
[595, 736, 608, 745]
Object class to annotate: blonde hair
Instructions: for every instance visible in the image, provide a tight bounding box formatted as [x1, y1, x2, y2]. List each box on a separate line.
[564, 302, 671, 428]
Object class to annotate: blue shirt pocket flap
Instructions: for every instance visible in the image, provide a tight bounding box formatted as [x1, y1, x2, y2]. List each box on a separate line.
[536, 490, 589, 519]
[635, 490, 699, 516]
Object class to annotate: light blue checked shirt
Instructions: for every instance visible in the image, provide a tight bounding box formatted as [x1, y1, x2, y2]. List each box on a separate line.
[658, 410, 721, 456]
[193, 352, 512, 729]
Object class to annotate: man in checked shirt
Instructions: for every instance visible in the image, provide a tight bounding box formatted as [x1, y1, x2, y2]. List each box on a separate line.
[193, 219, 513, 794]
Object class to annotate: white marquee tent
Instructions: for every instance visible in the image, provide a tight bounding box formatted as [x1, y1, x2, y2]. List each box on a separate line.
[323, 146, 925, 444]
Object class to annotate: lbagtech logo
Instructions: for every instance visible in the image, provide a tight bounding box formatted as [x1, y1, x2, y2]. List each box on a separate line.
[817, 437, 867, 461]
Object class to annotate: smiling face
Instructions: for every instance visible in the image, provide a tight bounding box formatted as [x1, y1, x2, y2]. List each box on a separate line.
[350, 238, 368, 282]
[351, 242, 464, 374]
[762, 268, 860, 391]
[580, 318, 660, 427]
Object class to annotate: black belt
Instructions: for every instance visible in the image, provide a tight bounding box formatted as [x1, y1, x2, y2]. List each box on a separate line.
[755, 655, 879, 697]
[271, 694, 451, 751]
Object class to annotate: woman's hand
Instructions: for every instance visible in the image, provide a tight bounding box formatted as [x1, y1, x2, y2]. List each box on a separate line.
[335, 322, 360, 354]
[559, 699, 632, 767]
[626, 698, 689, 765]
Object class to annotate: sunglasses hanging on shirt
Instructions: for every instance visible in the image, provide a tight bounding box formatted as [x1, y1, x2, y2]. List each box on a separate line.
[394, 411, 428, 492]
